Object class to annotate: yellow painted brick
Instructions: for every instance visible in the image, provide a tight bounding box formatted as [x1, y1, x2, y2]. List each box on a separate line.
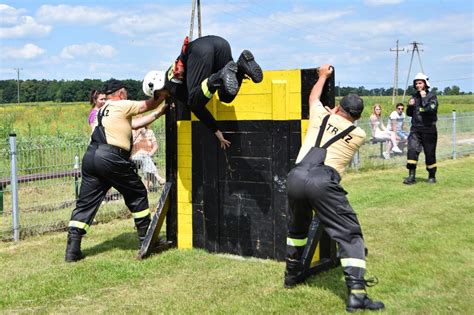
[177, 189, 192, 203]
[177, 167, 192, 180]
[177, 121, 192, 132]
[178, 213, 193, 225]
[272, 80, 288, 120]
[177, 132, 192, 145]
[177, 177, 192, 193]
[178, 234, 193, 249]
[178, 156, 192, 168]
[177, 144, 192, 156]
[177, 202, 193, 215]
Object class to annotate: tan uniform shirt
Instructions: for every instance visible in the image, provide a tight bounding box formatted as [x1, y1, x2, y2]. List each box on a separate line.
[91, 99, 142, 150]
[296, 101, 366, 176]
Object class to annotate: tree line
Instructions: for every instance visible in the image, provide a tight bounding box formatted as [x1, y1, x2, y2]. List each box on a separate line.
[0, 79, 470, 104]
[0, 79, 147, 104]
[337, 85, 470, 97]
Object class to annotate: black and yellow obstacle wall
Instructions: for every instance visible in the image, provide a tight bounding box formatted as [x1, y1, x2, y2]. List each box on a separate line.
[165, 68, 335, 263]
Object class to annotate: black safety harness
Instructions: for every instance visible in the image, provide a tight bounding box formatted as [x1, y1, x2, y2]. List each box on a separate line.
[90, 105, 131, 159]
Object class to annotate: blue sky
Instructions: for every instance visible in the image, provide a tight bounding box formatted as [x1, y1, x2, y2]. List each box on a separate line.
[1, 0, 473, 91]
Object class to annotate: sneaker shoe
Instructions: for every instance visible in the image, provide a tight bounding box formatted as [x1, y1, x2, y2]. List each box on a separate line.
[382, 152, 390, 160]
[427, 177, 436, 184]
[392, 145, 402, 153]
[237, 50, 263, 83]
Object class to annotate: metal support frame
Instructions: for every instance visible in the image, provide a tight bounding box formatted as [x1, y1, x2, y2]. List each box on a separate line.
[300, 214, 339, 277]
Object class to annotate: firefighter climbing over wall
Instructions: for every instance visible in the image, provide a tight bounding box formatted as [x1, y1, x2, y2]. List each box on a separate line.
[142, 35, 263, 149]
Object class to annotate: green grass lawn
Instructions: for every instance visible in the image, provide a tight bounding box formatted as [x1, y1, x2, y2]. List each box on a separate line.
[1, 156, 473, 313]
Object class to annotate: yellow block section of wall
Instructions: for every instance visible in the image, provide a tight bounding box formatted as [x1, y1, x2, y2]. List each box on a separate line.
[177, 121, 193, 249]
[190, 69, 302, 121]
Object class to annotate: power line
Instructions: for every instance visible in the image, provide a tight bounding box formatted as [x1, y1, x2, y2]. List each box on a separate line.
[402, 41, 424, 101]
[219, 1, 353, 49]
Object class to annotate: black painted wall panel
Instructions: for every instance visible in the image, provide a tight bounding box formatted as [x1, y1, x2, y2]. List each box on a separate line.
[192, 120, 301, 260]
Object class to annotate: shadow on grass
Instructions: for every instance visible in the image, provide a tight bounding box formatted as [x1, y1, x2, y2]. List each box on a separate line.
[303, 267, 348, 302]
[83, 232, 138, 257]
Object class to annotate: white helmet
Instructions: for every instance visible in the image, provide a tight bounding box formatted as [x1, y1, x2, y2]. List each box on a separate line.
[142, 70, 166, 97]
[413, 72, 430, 88]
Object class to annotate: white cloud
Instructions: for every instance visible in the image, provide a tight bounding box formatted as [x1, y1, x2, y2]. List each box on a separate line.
[36, 5, 116, 24]
[104, 7, 188, 37]
[443, 54, 474, 63]
[59, 43, 117, 60]
[2, 44, 46, 59]
[0, 14, 51, 39]
[0, 4, 26, 25]
[364, 0, 405, 6]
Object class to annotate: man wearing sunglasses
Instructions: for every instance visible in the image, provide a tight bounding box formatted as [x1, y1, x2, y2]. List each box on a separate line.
[387, 103, 409, 145]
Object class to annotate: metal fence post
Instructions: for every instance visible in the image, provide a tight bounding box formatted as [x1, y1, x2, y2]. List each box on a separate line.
[0, 184, 3, 215]
[74, 155, 80, 199]
[353, 120, 360, 170]
[452, 110, 457, 160]
[9, 133, 20, 242]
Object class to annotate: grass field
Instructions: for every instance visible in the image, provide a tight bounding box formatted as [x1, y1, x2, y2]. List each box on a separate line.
[1, 95, 473, 138]
[1, 155, 473, 314]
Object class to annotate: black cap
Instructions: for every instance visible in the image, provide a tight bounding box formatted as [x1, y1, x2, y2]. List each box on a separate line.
[104, 79, 126, 95]
[340, 93, 364, 118]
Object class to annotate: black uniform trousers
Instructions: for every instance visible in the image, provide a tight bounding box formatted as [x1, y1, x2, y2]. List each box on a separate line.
[287, 163, 366, 281]
[186, 35, 243, 133]
[68, 144, 150, 235]
[406, 128, 437, 175]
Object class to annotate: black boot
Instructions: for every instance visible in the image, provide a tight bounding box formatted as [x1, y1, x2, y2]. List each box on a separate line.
[237, 50, 263, 83]
[65, 233, 84, 262]
[207, 61, 239, 96]
[427, 171, 436, 184]
[346, 284, 385, 312]
[284, 257, 307, 288]
[403, 169, 416, 185]
[136, 217, 151, 249]
[346, 277, 384, 312]
[137, 225, 149, 250]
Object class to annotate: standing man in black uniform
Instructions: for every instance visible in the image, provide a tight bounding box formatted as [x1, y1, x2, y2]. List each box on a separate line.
[284, 65, 384, 312]
[65, 79, 168, 262]
[143, 35, 263, 149]
[403, 72, 439, 184]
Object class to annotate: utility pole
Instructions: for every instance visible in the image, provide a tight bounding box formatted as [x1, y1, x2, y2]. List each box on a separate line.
[14, 67, 23, 105]
[390, 40, 404, 105]
[402, 41, 424, 102]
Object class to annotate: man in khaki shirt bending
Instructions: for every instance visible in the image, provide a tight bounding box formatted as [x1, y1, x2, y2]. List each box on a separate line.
[284, 65, 384, 312]
[65, 79, 168, 262]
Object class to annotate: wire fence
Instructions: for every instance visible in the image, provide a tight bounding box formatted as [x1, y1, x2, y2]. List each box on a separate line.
[1, 113, 473, 241]
[351, 112, 474, 170]
[0, 128, 166, 241]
